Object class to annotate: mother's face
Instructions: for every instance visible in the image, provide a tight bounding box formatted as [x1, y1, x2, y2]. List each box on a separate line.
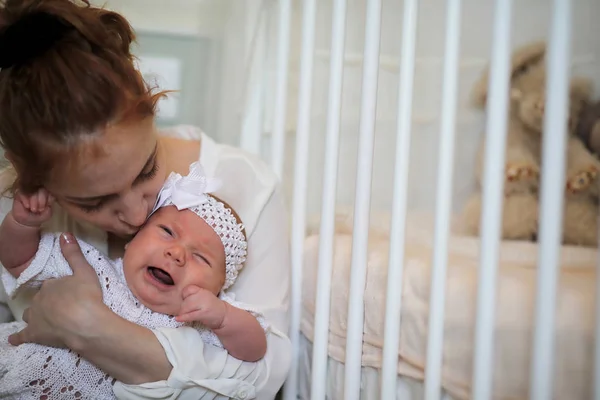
[44, 118, 168, 237]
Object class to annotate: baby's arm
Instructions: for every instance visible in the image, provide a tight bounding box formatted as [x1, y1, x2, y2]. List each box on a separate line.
[0, 189, 53, 277]
[176, 286, 267, 362]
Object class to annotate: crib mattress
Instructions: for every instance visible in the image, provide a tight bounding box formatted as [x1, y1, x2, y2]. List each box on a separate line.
[300, 211, 596, 400]
[298, 333, 454, 400]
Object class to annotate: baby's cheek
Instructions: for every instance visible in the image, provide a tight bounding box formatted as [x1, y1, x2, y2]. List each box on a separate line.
[188, 270, 223, 297]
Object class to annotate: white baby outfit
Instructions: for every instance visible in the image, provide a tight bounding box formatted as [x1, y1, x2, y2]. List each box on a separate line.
[0, 233, 268, 400]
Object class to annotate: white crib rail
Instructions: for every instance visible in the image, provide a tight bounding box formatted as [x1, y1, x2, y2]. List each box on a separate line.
[471, 0, 513, 399]
[342, 0, 382, 398]
[309, 0, 348, 399]
[380, 0, 418, 398]
[283, 0, 316, 399]
[424, 1, 462, 398]
[531, 0, 572, 398]
[240, 0, 589, 399]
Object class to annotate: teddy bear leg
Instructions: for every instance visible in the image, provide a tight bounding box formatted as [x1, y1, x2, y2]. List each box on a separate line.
[562, 197, 598, 247]
[565, 136, 600, 197]
[501, 192, 539, 240]
[503, 141, 540, 194]
[461, 192, 538, 241]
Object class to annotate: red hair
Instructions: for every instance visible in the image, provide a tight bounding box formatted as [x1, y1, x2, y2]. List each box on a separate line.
[0, 0, 166, 194]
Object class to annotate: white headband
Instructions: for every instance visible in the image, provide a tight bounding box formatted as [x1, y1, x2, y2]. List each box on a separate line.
[150, 162, 247, 290]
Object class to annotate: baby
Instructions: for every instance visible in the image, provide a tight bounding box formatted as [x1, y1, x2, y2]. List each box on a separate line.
[0, 162, 268, 399]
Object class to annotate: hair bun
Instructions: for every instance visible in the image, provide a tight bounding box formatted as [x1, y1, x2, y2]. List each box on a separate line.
[0, 11, 73, 69]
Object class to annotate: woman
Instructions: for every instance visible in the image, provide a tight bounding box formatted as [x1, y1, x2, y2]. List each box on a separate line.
[0, 1, 291, 399]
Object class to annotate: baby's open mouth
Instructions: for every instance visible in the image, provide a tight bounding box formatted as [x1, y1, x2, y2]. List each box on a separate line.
[148, 267, 174, 286]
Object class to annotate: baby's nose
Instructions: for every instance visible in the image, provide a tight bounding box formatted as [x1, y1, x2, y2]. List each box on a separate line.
[165, 247, 185, 265]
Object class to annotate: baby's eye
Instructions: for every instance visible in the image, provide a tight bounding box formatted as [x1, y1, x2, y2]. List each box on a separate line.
[159, 225, 173, 236]
[194, 253, 211, 266]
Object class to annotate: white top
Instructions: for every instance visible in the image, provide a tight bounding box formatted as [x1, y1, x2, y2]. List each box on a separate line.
[0, 126, 292, 400]
[0, 233, 269, 400]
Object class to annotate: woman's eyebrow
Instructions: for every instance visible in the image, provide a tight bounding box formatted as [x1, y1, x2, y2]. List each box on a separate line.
[66, 144, 158, 202]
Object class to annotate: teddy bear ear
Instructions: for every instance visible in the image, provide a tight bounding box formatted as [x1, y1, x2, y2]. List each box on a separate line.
[470, 41, 546, 109]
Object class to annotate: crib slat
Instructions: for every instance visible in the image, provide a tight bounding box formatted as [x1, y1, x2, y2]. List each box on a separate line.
[270, 0, 292, 179]
[530, 0, 572, 398]
[470, 1, 513, 399]
[596, 232, 600, 400]
[380, 0, 419, 398]
[310, 1, 348, 399]
[342, 0, 382, 398]
[596, 225, 600, 400]
[423, 1, 462, 399]
[283, 0, 317, 398]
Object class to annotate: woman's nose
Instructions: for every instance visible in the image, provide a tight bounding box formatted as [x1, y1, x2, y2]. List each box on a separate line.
[165, 246, 186, 266]
[118, 191, 148, 228]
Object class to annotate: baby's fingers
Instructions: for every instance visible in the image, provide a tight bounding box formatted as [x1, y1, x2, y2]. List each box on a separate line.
[175, 310, 203, 323]
[16, 191, 31, 210]
[29, 194, 40, 213]
[37, 190, 54, 211]
[179, 297, 202, 316]
[38, 190, 48, 210]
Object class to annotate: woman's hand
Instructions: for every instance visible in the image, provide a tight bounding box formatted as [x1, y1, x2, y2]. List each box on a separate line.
[10, 232, 172, 384]
[9, 233, 106, 350]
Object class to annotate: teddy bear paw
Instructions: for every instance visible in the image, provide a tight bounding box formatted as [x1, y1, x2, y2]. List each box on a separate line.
[566, 166, 598, 194]
[505, 163, 539, 183]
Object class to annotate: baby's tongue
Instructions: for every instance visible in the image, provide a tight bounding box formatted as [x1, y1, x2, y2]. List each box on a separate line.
[149, 267, 174, 285]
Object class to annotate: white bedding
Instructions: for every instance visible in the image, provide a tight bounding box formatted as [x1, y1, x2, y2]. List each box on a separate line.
[300, 210, 596, 399]
[298, 334, 453, 400]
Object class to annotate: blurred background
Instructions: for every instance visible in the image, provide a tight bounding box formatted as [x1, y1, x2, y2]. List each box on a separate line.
[9, 0, 600, 218]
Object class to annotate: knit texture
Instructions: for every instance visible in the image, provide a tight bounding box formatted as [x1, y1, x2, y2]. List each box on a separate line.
[0, 233, 268, 399]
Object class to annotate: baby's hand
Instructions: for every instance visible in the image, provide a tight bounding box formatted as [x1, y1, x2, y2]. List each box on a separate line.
[175, 285, 227, 329]
[12, 189, 54, 228]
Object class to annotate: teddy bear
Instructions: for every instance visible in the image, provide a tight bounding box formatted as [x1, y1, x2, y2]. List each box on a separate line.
[576, 100, 600, 158]
[462, 41, 599, 246]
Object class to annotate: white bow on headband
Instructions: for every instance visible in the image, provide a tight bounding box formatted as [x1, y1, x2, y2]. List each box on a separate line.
[151, 161, 223, 214]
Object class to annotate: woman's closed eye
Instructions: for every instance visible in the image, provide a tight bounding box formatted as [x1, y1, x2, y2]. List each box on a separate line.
[135, 161, 159, 184]
[77, 201, 106, 213]
[72, 165, 159, 215]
